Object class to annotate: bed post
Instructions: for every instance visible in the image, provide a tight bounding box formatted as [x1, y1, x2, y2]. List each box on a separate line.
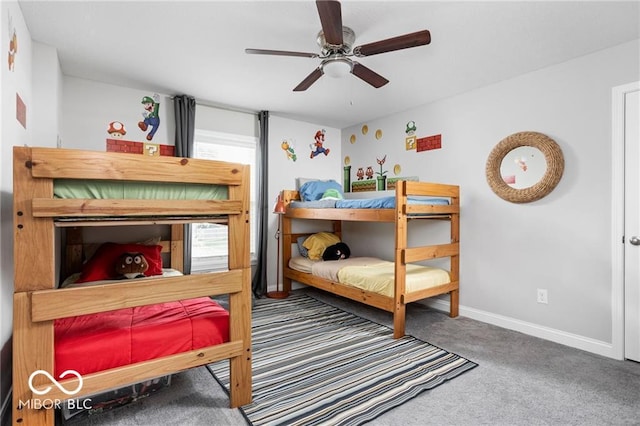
[449, 189, 460, 317]
[226, 163, 252, 407]
[282, 213, 293, 294]
[280, 190, 298, 294]
[64, 227, 83, 279]
[393, 181, 408, 338]
[332, 220, 342, 240]
[13, 147, 56, 426]
[170, 224, 184, 273]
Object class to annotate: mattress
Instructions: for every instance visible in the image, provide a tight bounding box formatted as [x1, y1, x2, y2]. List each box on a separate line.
[54, 179, 228, 200]
[338, 262, 450, 297]
[288, 195, 449, 209]
[289, 256, 450, 297]
[54, 296, 229, 376]
[60, 268, 183, 288]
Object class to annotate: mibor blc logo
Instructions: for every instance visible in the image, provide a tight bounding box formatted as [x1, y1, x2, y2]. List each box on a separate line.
[28, 370, 83, 396]
[20, 369, 90, 410]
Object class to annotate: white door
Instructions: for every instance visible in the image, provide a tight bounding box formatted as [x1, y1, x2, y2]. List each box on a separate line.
[624, 87, 640, 362]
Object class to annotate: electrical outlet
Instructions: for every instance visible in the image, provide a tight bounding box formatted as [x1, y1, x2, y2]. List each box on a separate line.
[537, 288, 548, 304]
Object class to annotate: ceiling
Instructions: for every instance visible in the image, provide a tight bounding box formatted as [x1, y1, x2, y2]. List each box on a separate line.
[19, 1, 640, 129]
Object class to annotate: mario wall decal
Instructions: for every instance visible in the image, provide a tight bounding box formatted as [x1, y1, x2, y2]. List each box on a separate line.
[310, 129, 330, 158]
[7, 13, 17, 71]
[138, 94, 160, 141]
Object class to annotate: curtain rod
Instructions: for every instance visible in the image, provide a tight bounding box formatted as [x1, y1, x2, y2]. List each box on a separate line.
[170, 95, 258, 116]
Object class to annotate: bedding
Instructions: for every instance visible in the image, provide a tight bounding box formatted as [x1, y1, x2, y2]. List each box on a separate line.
[289, 256, 450, 297]
[61, 268, 183, 288]
[54, 179, 228, 200]
[290, 199, 340, 209]
[298, 179, 343, 201]
[336, 196, 449, 209]
[338, 262, 451, 297]
[302, 232, 341, 260]
[288, 195, 450, 209]
[296, 236, 310, 257]
[75, 242, 164, 283]
[54, 297, 229, 376]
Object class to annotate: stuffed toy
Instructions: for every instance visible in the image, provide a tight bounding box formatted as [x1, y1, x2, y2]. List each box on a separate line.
[114, 252, 149, 279]
[322, 242, 351, 261]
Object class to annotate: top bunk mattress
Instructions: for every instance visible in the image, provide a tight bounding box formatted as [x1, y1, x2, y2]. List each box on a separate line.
[54, 179, 228, 200]
[289, 195, 450, 209]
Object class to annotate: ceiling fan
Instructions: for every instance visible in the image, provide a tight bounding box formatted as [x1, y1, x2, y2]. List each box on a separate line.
[245, 0, 431, 91]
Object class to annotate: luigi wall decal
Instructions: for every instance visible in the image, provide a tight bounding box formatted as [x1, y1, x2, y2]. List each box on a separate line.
[138, 94, 160, 141]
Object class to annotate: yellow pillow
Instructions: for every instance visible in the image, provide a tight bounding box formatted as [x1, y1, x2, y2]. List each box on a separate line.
[303, 232, 341, 260]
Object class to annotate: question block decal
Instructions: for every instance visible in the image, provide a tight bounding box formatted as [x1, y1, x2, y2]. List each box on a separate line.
[144, 143, 160, 157]
[106, 139, 175, 156]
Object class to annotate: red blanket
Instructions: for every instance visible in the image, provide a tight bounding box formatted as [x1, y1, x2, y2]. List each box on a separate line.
[54, 297, 229, 376]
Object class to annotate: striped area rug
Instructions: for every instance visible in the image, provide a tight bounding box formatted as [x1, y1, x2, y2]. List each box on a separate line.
[207, 293, 477, 426]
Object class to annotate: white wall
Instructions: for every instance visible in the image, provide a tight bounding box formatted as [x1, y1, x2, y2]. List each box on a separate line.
[62, 76, 174, 150]
[1, 1, 34, 413]
[196, 105, 258, 138]
[32, 42, 62, 147]
[268, 116, 341, 291]
[341, 39, 640, 357]
[58, 88, 341, 294]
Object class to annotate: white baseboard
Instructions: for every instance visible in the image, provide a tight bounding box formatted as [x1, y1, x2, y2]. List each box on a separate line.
[422, 298, 619, 360]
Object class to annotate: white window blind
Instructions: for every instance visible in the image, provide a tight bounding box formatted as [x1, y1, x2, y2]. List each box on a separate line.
[191, 129, 257, 272]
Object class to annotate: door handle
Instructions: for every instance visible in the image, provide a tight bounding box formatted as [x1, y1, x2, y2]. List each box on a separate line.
[631, 236, 640, 246]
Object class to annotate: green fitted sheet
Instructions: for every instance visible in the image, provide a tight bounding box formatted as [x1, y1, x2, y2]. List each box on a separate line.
[54, 180, 228, 200]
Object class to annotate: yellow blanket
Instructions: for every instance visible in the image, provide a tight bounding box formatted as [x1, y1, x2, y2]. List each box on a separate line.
[337, 261, 450, 297]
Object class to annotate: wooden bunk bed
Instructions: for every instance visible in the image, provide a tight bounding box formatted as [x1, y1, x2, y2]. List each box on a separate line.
[12, 147, 252, 426]
[281, 180, 460, 338]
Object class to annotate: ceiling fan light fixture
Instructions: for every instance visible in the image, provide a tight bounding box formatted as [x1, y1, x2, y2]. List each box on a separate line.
[246, 2, 429, 91]
[322, 59, 352, 78]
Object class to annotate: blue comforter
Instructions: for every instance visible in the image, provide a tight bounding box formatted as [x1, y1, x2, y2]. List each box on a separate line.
[290, 196, 449, 209]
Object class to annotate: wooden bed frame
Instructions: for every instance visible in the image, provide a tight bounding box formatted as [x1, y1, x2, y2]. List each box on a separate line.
[12, 147, 252, 426]
[281, 180, 460, 338]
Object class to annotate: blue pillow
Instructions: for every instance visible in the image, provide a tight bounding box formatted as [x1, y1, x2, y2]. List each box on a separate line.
[299, 180, 343, 202]
[297, 236, 309, 257]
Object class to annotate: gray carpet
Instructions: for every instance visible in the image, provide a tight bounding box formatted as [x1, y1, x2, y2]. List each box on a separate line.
[208, 294, 476, 425]
[60, 288, 640, 426]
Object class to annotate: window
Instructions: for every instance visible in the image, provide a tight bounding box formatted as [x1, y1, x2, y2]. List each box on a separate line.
[191, 129, 257, 272]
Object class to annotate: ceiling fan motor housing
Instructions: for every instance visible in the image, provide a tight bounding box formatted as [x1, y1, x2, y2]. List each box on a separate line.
[317, 26, 355, 54]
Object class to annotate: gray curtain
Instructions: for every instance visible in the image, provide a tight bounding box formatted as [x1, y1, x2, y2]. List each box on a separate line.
[252, 111, 269, 297]
[174, 95, 196, 274]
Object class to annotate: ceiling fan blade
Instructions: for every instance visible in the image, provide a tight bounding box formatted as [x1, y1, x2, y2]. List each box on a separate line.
[351, 62, 389, 88]
[293, 67, 324, 91]
[245, 48, 318, 58]
[316, 0, 343, 46]
[354, 30, 431, 57]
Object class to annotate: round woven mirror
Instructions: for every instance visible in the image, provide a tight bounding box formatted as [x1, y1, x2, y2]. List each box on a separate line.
[486, 131, 564, 203]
